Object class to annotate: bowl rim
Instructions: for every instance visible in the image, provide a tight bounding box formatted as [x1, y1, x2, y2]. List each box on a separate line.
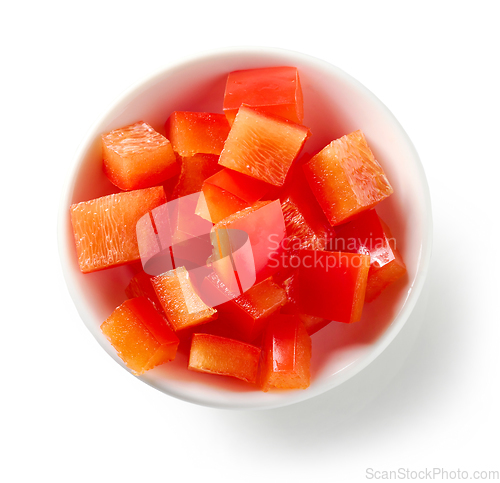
[58, 46, 433, 410]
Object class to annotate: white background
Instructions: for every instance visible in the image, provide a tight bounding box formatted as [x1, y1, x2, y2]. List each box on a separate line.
[2, 1, 499, 482]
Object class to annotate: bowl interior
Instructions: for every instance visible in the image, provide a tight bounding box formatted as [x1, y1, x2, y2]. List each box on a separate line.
[59, 48, 431, 409]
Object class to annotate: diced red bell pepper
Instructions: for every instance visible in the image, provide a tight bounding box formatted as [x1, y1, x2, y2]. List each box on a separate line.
[188, 333, 261, 384]
[205, 168, 270, 204]
[165, 112, 231, 156]
[258, 314, 312, 391]
[196, 168, 269, 224]
[101, 297, 179, 375]
[278, 274, 331, 335]
[214, 200, 286, 284]
[219, 105, 310, 187]
[102, 121, 178, 191]
[331, 210, 406, 302]
[215, 277, 287, 342]
[70, 186, 167, 273]
[151, 267, 217, 332]
[171, 153, 222, 199]
[223, 66, 304, 125]
[297, 250, 370, 323]
[367, 218, 407, 301]
[196, 182, 249, 225]
[303, 130, 393, 226]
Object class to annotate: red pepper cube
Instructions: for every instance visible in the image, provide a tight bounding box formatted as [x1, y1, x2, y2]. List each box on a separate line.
[366, 219, 407, 301]
[196, 181, 249, 225]
[297, 250, 370, 323]
[217, 277, 287, 343]
[279, 274, 331, 335]
[258, 314, 312, 391]
[151, 267, 217, 332]
[214, 200, 286, 284]
[219, 105, 310, 187]
[188, 334, 261, 384]
[330, 209, 394, 264]
[197, 168, 269, 224]
[171, 153, 222, 200]
[206, 168, 270, 204]
[303, 130, 393, 226]
[330, 210, 407, 302]
[165, 112, 231, 157]
[101, 297, 179, 375]
[223, 66, 304, 125]
[102, 121, 178, 191]
[70, 186, 166, 273]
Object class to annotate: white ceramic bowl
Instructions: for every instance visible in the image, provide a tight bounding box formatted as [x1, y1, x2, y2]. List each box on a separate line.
[58, 47, 432, 410]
